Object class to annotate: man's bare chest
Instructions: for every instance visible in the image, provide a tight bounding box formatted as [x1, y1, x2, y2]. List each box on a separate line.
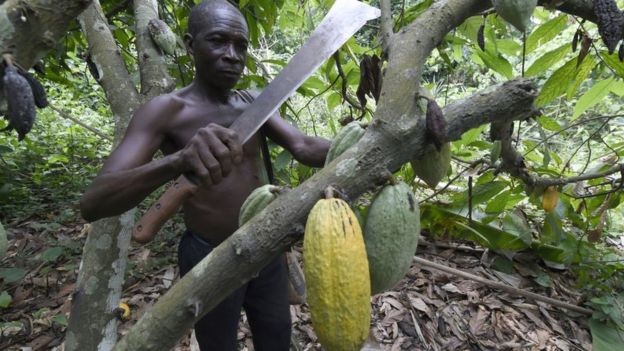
[160, 101, 261, 155]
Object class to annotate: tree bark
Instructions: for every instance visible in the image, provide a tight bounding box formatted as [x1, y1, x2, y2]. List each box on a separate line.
[133, 0, 174, 98]
[0, 0, 92, 69]
[66, 0, 171, 350]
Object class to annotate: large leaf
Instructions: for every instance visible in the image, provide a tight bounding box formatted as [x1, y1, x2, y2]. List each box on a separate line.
[525, 44, 570, 77]
[526, 15, 568, 54]
[421, 205, 531, 250]
[566, 55, 597, 99]
[573, 77, 615, 119]
[602, 51, 624, 79]
[590, 319, 624, 351]
[475, 50, 513, 79]
[536, 58, 577, 106]
[451, 180, 508, 208]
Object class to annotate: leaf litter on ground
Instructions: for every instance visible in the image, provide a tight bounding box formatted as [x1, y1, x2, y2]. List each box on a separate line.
[0, 219, 611, 350]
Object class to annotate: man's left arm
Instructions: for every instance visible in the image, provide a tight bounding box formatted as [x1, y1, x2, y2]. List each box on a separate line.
[263, 114, 330, 168]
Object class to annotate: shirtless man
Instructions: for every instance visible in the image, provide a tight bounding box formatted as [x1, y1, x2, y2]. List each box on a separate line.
[80, 1, 330, 350]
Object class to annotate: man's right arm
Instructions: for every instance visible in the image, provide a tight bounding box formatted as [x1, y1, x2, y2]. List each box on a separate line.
[80, 95, 245, 222]
[80, 96, 184, 222]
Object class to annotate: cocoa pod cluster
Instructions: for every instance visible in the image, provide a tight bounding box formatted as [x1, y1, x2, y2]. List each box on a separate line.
[0, 58, 47, 140]
[594, 0, 624, 59]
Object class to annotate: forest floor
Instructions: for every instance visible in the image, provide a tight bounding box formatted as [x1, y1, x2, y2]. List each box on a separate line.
[0, 214, 612, 351]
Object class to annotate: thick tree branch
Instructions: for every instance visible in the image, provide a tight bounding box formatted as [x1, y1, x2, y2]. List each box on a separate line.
[133, 0, 174, 98]
[538, 0, 596, 23]
[0, 0, 92, 69]
[78, 0, 140, 140]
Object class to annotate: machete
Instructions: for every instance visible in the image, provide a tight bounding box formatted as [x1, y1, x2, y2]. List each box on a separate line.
[132, 0, 380, 242]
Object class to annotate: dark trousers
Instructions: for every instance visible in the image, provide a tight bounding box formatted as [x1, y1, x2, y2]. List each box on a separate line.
[178, 230, 291, 351]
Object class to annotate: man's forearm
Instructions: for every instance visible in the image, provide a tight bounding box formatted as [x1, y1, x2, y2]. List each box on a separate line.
[80, 153, 183, 222]
[295, 136, 330, 168]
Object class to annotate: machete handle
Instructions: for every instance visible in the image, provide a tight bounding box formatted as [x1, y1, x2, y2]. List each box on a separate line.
[132, 176, 197, 243]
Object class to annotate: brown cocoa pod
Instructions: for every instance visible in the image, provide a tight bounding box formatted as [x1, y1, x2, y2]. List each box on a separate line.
[594, 0, 624, 54]
[20, 71, 48, 108]
[2, 65, 36, 140]
[477, 24, 485, 51]
[425, 98, 447, 151]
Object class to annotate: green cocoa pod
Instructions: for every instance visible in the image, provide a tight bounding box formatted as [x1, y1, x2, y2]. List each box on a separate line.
[492, 0, 537, 32]
[239, 184, 283, 226]
[148, 18, 178, 55]
[3, 65, 36, 141]
[364, 181, 420, 295]
[411, 142, 451, 189]
[325, 121, 366, 165]
[0, 221, 7, 258]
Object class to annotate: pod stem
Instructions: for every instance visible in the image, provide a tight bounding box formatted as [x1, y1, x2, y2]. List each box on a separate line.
[324, 186, 336, 199]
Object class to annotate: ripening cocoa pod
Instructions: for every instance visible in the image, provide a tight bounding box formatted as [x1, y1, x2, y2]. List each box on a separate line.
[477, 24, 485, 51]
[3, 65, 36, 140]
[541, 186, 559, 213]
[594, 0, 624, 54]
[425, 98, 447, 151]
[148, 18, 178, 55]
[411, 143, 451, 189]
[20, 71, 48, 108]
[492, 0, 537, 32]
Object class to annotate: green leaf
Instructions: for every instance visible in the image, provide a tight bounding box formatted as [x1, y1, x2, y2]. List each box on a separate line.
[52, 314, 69, 327]
[525, 44, 570, 77]
[590, 319, 624, 351]
[536, 58, 577, 106]
[420, 205, 531, 251]
[0, 268, 27, 284]
[566, 55, 597, 99]
[451, 181, 508, 208]
[326, 92, 342, 111]
[610, 80, 624, 96]
[502, 211, 533, 245]
[475, 50, 513, 79]
[573, 77, 615, 119]
[0, 291, 11, 308]
[40, 247, 64, 262]
[602, 50, 624, 79]
[526, 15, 568, 54]
[537, 115, 561, 132]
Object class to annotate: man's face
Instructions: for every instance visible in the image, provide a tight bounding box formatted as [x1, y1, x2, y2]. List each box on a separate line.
[187, 6, 249, 91]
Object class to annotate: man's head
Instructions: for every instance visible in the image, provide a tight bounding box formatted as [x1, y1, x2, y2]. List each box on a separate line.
[185, 0, 249, 92]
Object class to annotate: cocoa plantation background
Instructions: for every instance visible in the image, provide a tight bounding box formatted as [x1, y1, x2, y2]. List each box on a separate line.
[1, 0, 624, 350]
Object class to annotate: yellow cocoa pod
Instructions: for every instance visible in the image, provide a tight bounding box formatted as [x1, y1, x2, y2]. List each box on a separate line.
[303, 197, 371, 351]
[542, 186, 559, 213]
